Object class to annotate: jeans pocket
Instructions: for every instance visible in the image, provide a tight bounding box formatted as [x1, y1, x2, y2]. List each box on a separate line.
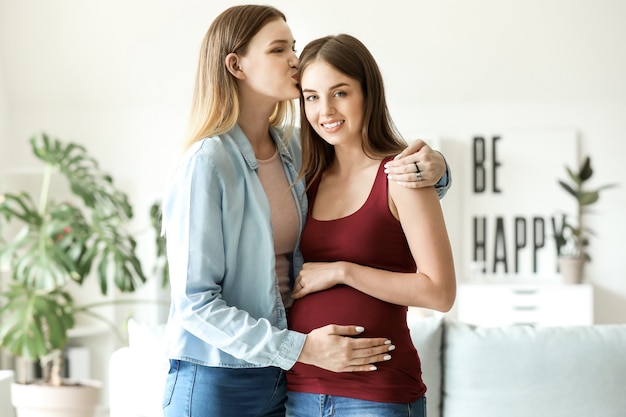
[162, 359, 180, 409]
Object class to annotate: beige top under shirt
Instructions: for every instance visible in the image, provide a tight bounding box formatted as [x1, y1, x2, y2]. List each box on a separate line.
[256, 149, 299, 309]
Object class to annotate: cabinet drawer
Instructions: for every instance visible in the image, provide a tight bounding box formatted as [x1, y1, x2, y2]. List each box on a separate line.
[456, 284, 593, 326]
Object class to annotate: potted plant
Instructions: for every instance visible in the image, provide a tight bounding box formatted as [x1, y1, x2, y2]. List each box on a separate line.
[554, 155, 616, 284]
[0, 133, 149, 416]
[149, 201, 169, 289]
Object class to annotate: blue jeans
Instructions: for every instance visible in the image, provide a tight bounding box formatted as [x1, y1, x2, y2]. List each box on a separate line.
[162, 359, 287, 417]
[285, 392, 427, 417]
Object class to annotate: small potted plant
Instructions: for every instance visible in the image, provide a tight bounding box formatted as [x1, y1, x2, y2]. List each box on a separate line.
[0, 133, 149, 416]
[554, 155, 616, 283]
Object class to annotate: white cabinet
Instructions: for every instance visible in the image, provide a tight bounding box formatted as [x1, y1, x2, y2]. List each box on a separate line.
[456, 283, 593, 326]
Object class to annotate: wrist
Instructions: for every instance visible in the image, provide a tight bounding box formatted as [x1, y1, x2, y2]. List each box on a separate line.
[339, 261, 354, 286]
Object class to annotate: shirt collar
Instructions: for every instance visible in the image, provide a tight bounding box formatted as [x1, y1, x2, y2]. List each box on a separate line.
[229, 124, 294, 170]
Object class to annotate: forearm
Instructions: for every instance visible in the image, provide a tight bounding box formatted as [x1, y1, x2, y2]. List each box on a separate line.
[341, 262, 455, 312]
[171, 281, 305, 369]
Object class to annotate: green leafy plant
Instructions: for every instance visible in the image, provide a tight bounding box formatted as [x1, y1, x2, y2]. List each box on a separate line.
[0, 133, 148, 385]
[150, 201, 169, 289]
[554, 155, 617, 261]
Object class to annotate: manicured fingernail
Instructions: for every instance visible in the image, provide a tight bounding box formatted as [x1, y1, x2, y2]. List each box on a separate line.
[384, 163, 389, 168]
[369, 365, 378, 371]
[388, 345, 396, 351]
[383, 355, 392, 360]
[355, 326, 365, 333]
[384, 340, 392, 345]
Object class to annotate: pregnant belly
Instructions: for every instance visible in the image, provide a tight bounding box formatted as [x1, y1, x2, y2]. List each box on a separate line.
[288, 285, 407, 340]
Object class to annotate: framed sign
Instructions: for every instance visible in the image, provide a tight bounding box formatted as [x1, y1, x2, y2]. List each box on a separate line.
[458, 129, 578, 282]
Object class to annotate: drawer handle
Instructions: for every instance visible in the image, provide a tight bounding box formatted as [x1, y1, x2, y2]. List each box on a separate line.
[513, 306, 538, 311]
[513, 289, 538, 295]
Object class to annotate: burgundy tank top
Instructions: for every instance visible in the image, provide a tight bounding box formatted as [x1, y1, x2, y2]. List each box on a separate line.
[287, 158, 426, 403]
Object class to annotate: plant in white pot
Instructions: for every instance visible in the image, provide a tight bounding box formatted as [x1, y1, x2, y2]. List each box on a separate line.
[0, 133, 149, 417]
[554, 155, 617, 284]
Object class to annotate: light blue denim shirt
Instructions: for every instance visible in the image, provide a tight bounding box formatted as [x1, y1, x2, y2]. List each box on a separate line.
[162, 124, 307, 370]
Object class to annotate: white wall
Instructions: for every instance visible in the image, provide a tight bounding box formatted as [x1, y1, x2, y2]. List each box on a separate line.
[1, 0, 624, 317]
[0, 64, 6, 168]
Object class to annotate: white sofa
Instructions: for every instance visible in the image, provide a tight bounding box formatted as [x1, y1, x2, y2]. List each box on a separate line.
[110, 317, 626, 417]
[109, 320, 168, 417]
[0, 370, 16, 417]
[410, 316, 626, 417]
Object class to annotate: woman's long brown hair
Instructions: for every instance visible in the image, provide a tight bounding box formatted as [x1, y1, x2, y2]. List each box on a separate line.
[295, 34, 407, 190]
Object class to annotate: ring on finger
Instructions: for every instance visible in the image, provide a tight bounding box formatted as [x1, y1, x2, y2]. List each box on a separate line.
[416, 171, 423, 182]
[414, 162, 421, 173]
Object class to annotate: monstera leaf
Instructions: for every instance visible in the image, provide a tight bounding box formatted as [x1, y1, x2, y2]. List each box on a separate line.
[0, 133, 150, 383]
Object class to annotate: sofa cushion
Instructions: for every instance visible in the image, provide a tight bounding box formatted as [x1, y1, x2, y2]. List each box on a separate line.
[408, 312, 444, 417]
[109, 320, 168, 417]
[443, 320, 626, 417]
[0, 370, 15, 417]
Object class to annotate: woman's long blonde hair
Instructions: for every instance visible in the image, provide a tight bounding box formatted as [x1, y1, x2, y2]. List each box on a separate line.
[182, 5, 296, 151]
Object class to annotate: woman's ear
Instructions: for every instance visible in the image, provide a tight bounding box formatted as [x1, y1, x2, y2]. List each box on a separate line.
[225, 53, 245, 79]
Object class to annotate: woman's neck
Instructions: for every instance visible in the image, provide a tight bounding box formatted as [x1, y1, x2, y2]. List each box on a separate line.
[238, 114, 275, 160]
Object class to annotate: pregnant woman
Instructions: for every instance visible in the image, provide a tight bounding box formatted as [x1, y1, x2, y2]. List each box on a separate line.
[287, 33, 457, 417]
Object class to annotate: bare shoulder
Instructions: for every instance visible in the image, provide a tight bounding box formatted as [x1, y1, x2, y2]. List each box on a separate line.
[388, 177, 436, 218]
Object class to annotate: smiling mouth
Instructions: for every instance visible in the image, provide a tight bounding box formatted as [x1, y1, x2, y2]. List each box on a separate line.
[322, 121, 344, 129]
